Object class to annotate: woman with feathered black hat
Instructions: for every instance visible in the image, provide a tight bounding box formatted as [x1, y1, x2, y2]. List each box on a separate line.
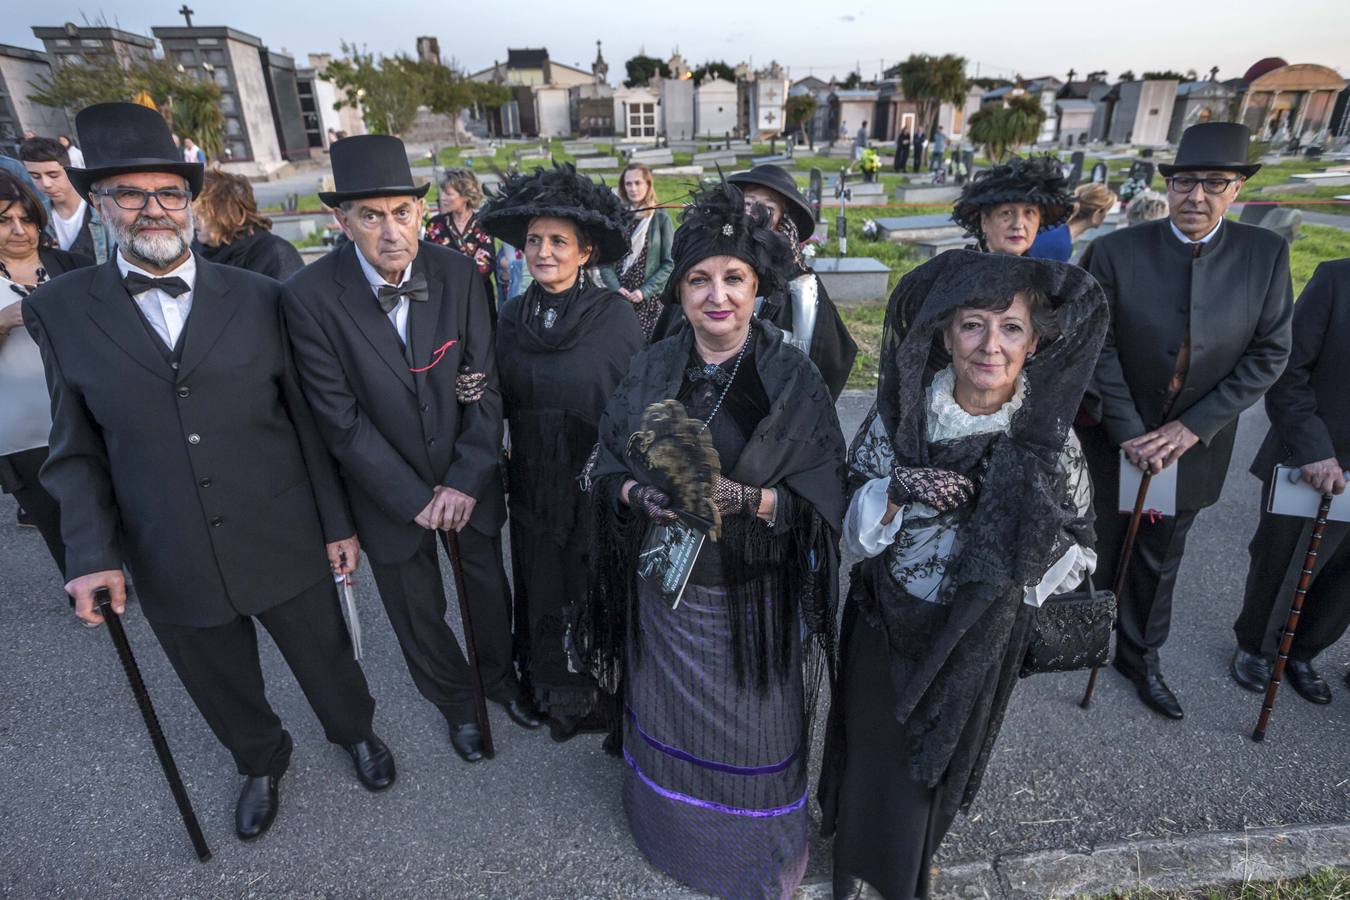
[951, 155, 1074, 255]
[578, 179, 846, 899]
[478, 164, 646, 740]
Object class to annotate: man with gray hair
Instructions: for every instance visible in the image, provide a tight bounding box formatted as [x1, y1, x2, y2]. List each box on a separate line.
[23, 102, 395, 842]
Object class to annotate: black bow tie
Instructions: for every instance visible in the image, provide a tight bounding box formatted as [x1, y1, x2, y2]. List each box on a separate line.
[686, 363, 733, 387]
[376, 274, 428, 314]
[123, 272, 190, 298]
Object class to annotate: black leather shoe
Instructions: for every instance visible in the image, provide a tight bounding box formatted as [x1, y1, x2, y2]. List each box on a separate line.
[449, 723, 484, 763]
[496, 697, 543, 729]
[1115, 659, 1183, 719]
[1231, 648, 1273, 693]
[344, 736, 396, 791]
[235, 774, 280, 841]
[1286, 660, 1332, 705]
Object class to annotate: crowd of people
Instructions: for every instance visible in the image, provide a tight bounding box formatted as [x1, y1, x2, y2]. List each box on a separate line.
[3, 103, 1348, 900]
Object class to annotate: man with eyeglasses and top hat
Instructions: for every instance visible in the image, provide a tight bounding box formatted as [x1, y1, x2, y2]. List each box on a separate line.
[22, 102, 395, 842]
[1076, 122, 1293, 720]
[283, 135, 538, 764]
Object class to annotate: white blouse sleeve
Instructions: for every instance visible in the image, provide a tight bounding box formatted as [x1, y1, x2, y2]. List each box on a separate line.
[844, 476, 904, 558]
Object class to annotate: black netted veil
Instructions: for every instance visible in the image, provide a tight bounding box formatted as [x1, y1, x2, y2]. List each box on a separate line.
[867, 249, 1106, 811]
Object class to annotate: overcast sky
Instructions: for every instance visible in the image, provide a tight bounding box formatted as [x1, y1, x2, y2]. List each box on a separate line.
[6, 0, 1347, 84]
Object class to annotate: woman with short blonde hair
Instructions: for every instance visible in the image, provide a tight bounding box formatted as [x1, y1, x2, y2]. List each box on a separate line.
[425, 167, 497, 307]
[1027, 179, 1118, 261]
[193, 169, 304, 280]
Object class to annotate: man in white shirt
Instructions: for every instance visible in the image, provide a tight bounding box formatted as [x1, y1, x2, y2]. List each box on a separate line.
[20, 136, 112, 263]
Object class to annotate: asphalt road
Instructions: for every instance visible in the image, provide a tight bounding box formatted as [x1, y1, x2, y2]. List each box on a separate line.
[1, 395, 1346, 899]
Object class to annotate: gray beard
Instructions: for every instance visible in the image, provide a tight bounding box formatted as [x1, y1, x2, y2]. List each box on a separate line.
[107, 207, 195, 269]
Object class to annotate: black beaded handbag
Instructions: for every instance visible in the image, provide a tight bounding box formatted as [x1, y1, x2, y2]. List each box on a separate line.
[1020, 575, 1115, 678]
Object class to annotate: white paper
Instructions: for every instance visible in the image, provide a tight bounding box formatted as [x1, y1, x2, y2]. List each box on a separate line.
[1267, 466, 1350, 523]
[1118, 450, 1177, 516]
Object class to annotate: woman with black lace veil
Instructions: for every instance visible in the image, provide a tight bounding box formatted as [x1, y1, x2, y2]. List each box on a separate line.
[579, 179, 846, 899]
[817, 249, 1107, 900]
[478, 164, 645, 740]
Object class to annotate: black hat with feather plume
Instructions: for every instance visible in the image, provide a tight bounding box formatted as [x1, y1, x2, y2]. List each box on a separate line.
[658, 178, 796, 306]
[478, 163, 632, 265]
[951, 155, 1075, 243]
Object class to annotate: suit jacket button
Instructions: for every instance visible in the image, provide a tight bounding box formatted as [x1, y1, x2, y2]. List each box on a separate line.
[427, 437, 437, 447]
[188, 433, 201, 444]
[199, 477, 212, 488]
[210, 516, 224, 527]
[177, 386, 190, 398]
[420, 403, 430, 413]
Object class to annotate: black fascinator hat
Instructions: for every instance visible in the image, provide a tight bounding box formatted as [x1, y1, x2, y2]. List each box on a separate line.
[478, 163, 632, 265]
[951, 155, 1075, 242]
[658, 179, 796, 306]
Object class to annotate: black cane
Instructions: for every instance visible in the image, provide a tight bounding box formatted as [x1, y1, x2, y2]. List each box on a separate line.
[1252, 492, 1334, 742]
[437, 530, 496, 758]
[1081, 470, 1153, 709]
[94, 588, 212, 861]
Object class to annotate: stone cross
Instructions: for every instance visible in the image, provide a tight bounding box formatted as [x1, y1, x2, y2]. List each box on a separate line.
[179, 4, 194, 26]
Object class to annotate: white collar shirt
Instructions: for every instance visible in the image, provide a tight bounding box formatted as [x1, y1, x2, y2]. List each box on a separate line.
[117, 251, 197, 350]
[1169, 217, 1222, 247]
[355, 248, 413, 344]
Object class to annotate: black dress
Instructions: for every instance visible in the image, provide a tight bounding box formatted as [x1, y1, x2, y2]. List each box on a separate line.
[196, 229, 304, 281]
[496, 279, 645, 723]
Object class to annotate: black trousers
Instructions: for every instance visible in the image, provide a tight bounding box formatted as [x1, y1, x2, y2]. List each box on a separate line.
[893, 144, 909, 172]
[912, 145, 925, 173]
[1234, 489, 1350, 662]
[1, 446, 65, 577]
[1078, 424, 1203, 673]
[369, 527, 520, 725]
[148, 576, 376, 777]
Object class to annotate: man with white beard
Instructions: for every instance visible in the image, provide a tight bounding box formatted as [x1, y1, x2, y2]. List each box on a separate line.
[22, 103, 396, 843]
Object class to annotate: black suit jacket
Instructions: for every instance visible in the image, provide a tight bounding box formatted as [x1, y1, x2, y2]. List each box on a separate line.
[1250, 258, 1350, 482]
[23, 255, 354, 627]
[1087, 218, 1292, 509]
[283, 241, 505, 565]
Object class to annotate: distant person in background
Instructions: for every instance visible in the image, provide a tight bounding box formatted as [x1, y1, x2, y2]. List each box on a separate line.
[21, 130, 36, 141]
[1125, 190, 1169, 226]
[496, 241, 531, 303]
[1029, 182, 1118, 263]
[424, 168, 496, 310]
[912, 128, 927, 173]
[599, 162, 673, 340]
[182, 136, 206, 165]
[838, 120, 849, 146]
[894, 127, 911, 172]
[853, 120, 869, 161]
[193, 169, 304, 281]
[58, 135, 84, 169]
[20, 137, 113, 263]
[951, 155, 1075, 256]
[928, 125, 948, 172]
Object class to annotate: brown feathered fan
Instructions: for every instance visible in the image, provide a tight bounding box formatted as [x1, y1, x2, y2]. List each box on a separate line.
[625, 400, 722, 540]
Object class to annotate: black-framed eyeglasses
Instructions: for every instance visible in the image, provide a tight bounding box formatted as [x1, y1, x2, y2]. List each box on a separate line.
[95, 186, 192, 211]
[1166, 175, 1240, 195]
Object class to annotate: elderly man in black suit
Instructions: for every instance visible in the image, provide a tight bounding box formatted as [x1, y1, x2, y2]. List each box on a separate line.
[23, 103, 395, 842]
[1231, 258, 1350, 704]
[284, 136, 537, 764]
[1078, 122, 1293, 719]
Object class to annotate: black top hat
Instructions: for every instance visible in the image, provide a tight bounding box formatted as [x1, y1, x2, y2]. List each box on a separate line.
[478, 163, 632, 265]
[951, 155, 1075, 240]
[318, 135, 430, 208]
[726, 165, 815, 240]
[66, 102, 204, 198]
[1157, 122, 1260, 178]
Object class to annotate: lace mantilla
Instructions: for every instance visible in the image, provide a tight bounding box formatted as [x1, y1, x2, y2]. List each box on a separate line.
[925, 365, 1027, 444]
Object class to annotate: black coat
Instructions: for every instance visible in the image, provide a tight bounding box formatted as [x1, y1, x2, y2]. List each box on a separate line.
[1250, 258, 1350, 482]
[284, 241, 505, 565]
[196, 229, 305, 281]
[1086, 218, 1293, 509]
[23, 255, 353, 627]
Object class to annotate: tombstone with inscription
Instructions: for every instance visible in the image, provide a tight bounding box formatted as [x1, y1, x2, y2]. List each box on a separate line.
[1126, 160, 1156, 188]
[1067, 151, 1085, 189]
[1089, 162, 1109, 184]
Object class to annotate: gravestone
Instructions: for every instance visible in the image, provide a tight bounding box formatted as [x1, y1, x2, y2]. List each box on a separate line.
[575, 156, 620, 171]
[808, 168, 824, 223]
[1067, 151, 1085, 188]
[1127, 160, 1156, 188]
[1238, 204, 1303, 243]
[692, 150, 738, 166]
[810, 257, 891, 303]
[1089, 162, 1109, 184]
[875, 213, 964, 244]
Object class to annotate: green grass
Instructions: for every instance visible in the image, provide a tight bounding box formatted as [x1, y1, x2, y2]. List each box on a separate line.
[1101, 866, 1350, 899]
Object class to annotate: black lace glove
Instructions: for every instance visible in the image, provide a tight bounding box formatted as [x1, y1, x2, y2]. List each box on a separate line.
[887, 465, 975, 513]
[712, 476, 763, 518]
[628, 484, 678, 523]
[456, 366, 487, 404]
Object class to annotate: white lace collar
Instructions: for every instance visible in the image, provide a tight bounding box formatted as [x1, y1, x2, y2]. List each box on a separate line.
[925, 365, 1027, 443]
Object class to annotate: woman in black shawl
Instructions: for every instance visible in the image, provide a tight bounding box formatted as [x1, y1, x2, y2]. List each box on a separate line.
[580, 180, 846, 899]
[478, 164, 646, 740]
[818, 250, 1107, 900]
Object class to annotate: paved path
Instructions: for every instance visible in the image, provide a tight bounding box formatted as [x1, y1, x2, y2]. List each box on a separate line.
[1, 397, 1346, 898]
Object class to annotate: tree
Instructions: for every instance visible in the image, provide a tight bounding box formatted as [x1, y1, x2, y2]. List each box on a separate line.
[897, 53, 969, 133]
[967, 93, 1046, 162]
[784, 94, 818, 147]
[623, 54, 669, 88]
[422, 61, 511, 146]
[1142, 70, 1187, 81]
[691, 61, 735, 85]
[1086, 70, 1109, 82]
[1118, 70, 1136, 82]
[969, 77, 1008, 90]
[31, 56, 224, 157]
[840, 71, 863, 89]
[324, 44, 426, 137]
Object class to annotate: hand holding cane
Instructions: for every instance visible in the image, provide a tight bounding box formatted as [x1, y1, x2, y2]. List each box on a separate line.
[94, 588, 212, 861]
[1251, 492, 1334, 742]
[1081, 470, 1153, 709]
[438, 529, 496, 758]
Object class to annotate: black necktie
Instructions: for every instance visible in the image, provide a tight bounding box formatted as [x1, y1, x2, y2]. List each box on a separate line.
[124, 272, 190, 297]
[375, 274, 428, 314]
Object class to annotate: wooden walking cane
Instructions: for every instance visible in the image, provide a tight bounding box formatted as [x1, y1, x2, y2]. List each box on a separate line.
[438, 530, 496, 759]
[94, 588, 212, 862]
[1080, 470, 1153, 709]
[1251, 492, 1334, 742]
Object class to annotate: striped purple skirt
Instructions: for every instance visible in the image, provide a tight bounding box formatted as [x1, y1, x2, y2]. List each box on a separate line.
[623, 581, 808, 900]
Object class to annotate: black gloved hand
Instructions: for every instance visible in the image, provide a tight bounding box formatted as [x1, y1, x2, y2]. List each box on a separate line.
[456, 366, 487, 404]
[887, 465, 976, 513]
[628, 484, 678, 523]
[712, 476, 763, 518]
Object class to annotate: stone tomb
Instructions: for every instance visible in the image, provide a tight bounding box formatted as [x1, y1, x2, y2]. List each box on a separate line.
[893, 183, 962, 205]
[811, 257, 891, 303]
[575, 156, 620, 171]
[874, 213, 963, 244]
[693, 150, 739, 166]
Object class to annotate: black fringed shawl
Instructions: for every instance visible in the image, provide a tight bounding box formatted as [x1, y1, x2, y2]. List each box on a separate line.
[496, 280, 645, 546]
[850, 249, 1106, 816]
[580, 319, 847, 693]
